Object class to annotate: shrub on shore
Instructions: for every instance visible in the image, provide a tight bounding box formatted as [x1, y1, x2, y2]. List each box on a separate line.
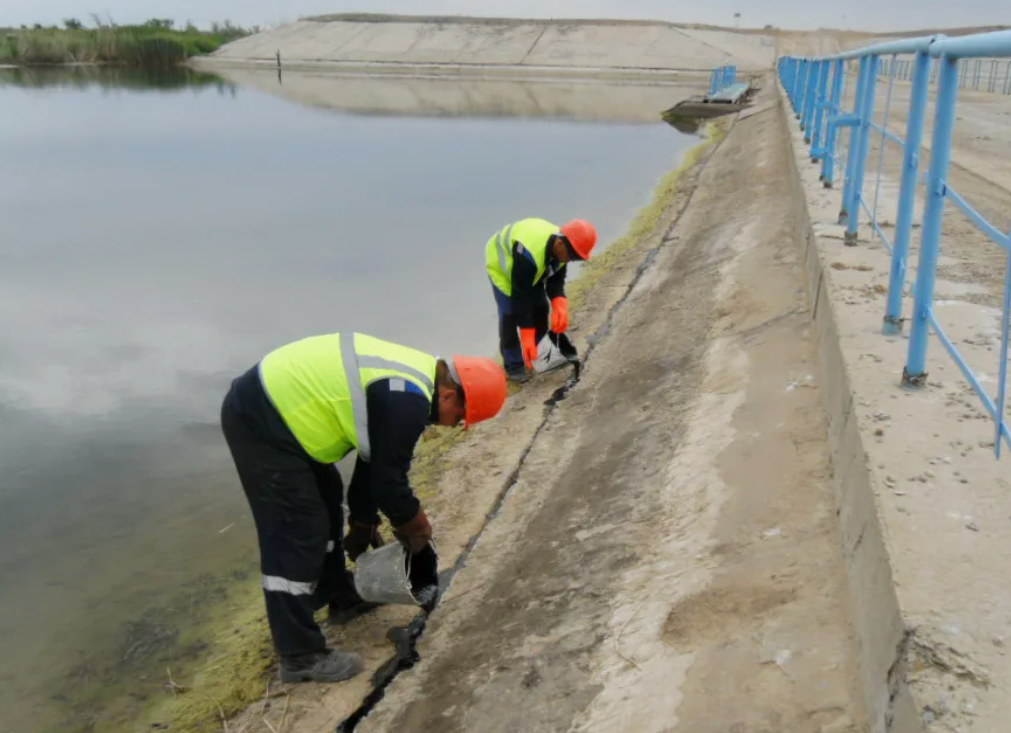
[0, 18, 254, 66]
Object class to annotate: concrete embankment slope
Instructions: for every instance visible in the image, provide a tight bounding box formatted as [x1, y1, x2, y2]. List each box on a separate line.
[202, 15, 775, 76]
[354, 83, 864, 733]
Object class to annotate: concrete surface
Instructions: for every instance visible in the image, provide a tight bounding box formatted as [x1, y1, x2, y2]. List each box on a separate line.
[353, 82, 864, 733]
[221, 82, 869, 733]
[199, 17, 777, 76]
[212, 67, 696, 123]
[784, 78, 1011, 733]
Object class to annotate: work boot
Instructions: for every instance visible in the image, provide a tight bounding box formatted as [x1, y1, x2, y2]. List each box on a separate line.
[507, 367, 529, 383]
[328, 585, 382, 626]
[279, 649, 363, 684]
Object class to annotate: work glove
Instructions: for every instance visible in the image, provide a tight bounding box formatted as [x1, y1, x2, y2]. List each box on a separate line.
[520, 328, 538, 368]
[343, 521, 385, 562]
[550, 297, 569, 334]
[392, 508, 433, 554]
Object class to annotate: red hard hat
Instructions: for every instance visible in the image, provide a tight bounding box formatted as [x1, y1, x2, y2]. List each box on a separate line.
[560, 219, 597, 260]
[452, 356, 507, 429]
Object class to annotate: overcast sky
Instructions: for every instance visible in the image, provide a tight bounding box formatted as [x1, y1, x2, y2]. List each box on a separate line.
[1, 0, 1007, 33]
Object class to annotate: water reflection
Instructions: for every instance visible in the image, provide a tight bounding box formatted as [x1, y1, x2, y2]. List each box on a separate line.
[211, 65, 694, 123]
[0, 64, 692, 732]
[0, 64, 237, 95]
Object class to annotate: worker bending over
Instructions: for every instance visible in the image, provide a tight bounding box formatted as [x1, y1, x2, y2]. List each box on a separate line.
[220, 332, 507, 684]
[485, 217, 597, 382]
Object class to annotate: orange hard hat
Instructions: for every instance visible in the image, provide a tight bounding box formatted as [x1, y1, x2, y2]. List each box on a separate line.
[560, 219, 597, 260]
[452, 355, 507, 429]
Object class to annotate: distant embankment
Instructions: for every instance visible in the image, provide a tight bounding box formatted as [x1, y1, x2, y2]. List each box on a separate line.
[197, 14, 777, 78]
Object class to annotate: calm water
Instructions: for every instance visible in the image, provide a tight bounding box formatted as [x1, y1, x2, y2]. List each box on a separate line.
[0, 66, 693, 731]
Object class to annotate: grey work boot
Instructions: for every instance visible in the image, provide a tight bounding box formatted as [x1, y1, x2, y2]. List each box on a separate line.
[279, 649, 363, 684]
[507, 368, 529, 383]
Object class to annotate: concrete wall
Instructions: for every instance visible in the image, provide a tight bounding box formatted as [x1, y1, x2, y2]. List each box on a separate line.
[777, 89, 921, 733]
[204, 18, 776, 75]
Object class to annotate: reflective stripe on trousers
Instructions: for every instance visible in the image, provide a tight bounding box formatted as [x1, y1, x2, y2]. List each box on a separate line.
[262, 574, 316, 596]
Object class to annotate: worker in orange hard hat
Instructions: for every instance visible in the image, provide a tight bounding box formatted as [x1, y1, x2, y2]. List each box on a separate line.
[219, 332, 507, 684]
[485, 217, 597, 382]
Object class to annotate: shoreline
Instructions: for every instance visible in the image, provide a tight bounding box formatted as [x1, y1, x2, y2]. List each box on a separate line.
[107, 119, 723, 733]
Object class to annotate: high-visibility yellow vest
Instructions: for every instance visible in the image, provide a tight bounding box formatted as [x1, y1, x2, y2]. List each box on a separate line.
[485, 217, 566, 297]
[258, 332, 436, 464]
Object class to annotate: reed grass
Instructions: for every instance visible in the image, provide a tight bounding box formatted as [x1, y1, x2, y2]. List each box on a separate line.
[0, 19, 252, 66]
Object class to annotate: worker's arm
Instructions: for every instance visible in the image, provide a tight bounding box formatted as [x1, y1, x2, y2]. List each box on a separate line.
[545, 261, 567, 301]
[510, 244, 544, 330]
[346, 379, 428, 528]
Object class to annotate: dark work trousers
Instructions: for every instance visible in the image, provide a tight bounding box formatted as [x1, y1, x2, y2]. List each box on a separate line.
[220, 376, 352, 659]
[491, 280, 549, 374]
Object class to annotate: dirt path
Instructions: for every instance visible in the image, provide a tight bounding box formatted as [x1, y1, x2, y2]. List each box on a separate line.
[348, 84, 863, 733]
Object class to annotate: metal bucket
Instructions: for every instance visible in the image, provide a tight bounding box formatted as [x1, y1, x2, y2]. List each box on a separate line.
[353, 542, 439, 608]
[532, 332, 580, 374]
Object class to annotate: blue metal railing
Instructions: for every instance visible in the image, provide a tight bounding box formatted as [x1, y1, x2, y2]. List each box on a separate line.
[709, 65, 737, 95]
[779, 30, 1011, 459]
[880, 55, 1011, 93]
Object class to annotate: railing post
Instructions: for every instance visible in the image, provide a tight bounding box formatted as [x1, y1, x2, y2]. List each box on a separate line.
[785, 59, 793, 106]
[810, 60, 831, 162]
[903, 54, 960, 389]
[794, 60, 807, 118]
[797, 60, 807, 121]
[803, 60, 820, 140]
[995, 248, 1011, 456]
[844, 55, 880, 244]
[821, 58, 845, 188]
[840, 56, 871, 226]
[884, 49, 931, 335]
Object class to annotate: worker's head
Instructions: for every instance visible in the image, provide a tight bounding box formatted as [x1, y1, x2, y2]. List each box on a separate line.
[552, 219, 598, 263]
[435, 356, 508, 429]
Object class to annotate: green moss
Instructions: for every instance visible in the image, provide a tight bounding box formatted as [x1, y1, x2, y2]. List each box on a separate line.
[141, 584, 274, 732]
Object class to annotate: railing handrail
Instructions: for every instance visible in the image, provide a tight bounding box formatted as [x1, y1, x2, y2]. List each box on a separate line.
[826, 35, 943, 61]
[813, 29, 1011, 62]
[777, 37, 1011, 459]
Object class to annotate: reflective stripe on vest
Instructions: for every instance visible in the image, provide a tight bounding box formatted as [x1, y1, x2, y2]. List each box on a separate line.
[485, 217, 563, 297]
[259, 333, 436, 464]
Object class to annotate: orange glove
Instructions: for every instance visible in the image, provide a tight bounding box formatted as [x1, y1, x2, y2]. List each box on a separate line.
[550, 297, 569, 333]
[520, 328, 538, 368]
